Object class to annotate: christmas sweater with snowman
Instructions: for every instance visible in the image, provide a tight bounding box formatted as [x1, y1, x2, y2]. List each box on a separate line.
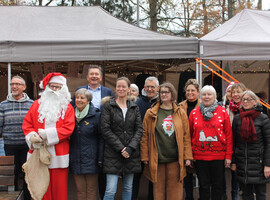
[189, 105, 233, 161]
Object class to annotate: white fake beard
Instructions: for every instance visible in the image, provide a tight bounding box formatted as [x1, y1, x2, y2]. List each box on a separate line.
[38, 85, 71, 124]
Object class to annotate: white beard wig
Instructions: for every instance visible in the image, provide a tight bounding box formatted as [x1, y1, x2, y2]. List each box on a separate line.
[38, 85, 71, 124]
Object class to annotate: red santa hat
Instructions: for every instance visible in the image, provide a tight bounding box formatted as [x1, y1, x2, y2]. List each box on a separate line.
[225, 82, 235, 93]
[39, 72, 67, 89]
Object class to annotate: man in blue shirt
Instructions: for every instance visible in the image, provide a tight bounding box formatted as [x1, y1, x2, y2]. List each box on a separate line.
[75, 65, 113, 109]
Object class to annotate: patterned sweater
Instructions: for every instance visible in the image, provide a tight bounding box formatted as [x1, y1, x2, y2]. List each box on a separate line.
[189, 105, 233, 161]
[0, 93, 33, 146]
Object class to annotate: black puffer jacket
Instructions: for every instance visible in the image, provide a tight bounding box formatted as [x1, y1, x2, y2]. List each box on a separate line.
[101, 97, 143, 175]
[232, 106, 270, 184]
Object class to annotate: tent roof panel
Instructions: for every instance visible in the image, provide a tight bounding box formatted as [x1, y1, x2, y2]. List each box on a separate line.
[200, 9, 270, 60]
[0, 6, 198, 62]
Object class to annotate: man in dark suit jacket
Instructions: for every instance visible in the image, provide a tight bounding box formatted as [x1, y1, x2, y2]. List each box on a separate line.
[74, 65, 113, 109]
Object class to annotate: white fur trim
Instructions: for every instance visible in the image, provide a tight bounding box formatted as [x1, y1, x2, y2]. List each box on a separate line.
[49, 76, 66, 86]
[27, 146, 69, 168]
[25, 131, 39, 150]
[46, 127, 59, 146]
[47, 145, 69, 168]
[39, 81, 44, 89]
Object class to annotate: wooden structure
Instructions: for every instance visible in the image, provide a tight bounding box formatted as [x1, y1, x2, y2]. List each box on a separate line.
[0, 156, 15, 191]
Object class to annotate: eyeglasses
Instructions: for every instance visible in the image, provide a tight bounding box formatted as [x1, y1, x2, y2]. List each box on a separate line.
[10, 83, 24, 87]
[242, 98, 254, 102]
[145, 86, 157, 90]
[49, 84, 62, 90]
[160, 91, 171, 95]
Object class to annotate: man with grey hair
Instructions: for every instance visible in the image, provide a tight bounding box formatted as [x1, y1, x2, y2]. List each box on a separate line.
[0, 76, 33, 199]
[132, 76, 159, 200]
[136, 76, 159, 120]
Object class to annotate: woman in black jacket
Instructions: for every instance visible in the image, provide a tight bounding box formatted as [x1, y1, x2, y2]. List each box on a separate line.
[101, 77, 143, 200]
[69, 88, 103, 200]
[232, 90, 270, 200]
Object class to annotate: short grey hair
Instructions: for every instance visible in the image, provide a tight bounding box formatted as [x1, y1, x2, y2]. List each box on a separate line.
[241, 90, 259, 102]
[130, 83, 139, 93]
[200, 85, 217, 99]
[145, 76, 159, 86]
[75, 88, 93, 102]
[12, 76, 26, 85]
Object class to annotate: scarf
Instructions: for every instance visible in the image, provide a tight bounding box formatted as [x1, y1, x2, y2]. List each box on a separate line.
[229, 100, 241, 113]
[75, 104, 89, 123]
[239, 109, 260, 142]
[199, 100, 218, 121]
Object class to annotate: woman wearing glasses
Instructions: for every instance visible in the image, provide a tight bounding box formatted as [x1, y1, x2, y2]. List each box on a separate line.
[141, 82, 193, 200]
[232, 91, 270, 200]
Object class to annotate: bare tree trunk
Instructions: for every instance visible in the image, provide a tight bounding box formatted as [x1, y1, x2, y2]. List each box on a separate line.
[94, 0, 101, 5]
[149, 0, 158, 31]
[186, 0, 191, 36]
[39, 0, 42, 6]
[228, 0, 233, 19]
[122, 0, 126, 20]
[202, 0, 208, 34]
[257, 0, 262, 10]
[222, 0, 226, 22]
[71, 0, 75, 6]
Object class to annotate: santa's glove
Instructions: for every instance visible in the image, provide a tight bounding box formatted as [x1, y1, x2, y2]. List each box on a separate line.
[30, 134, 42, 149]
[38, 129, 47, 140]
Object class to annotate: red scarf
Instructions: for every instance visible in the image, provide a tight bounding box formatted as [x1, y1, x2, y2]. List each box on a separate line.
[239, 109, 260, 142]
[229, 100, 241, 113]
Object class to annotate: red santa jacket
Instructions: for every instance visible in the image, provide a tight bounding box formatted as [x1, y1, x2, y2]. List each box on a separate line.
[23, 100, 75, 169]
[189, 105, 233, 161]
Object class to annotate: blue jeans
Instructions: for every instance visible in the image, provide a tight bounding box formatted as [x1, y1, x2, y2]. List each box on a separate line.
[104, 174, 134, 200]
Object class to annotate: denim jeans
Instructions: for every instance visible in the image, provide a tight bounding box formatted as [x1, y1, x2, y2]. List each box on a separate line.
[104, 174, 134, 200]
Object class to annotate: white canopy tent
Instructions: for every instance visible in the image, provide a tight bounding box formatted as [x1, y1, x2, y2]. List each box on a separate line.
[0, 6, 198, 62]
[200, 9, 270, 60]
[0, 6, 199, 93]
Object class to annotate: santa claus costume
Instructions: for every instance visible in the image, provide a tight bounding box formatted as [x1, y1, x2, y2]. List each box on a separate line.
[23, 73, 75, 200]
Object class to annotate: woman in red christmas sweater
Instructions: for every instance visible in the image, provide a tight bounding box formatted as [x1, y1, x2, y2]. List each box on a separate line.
[189, 85, 233, 200]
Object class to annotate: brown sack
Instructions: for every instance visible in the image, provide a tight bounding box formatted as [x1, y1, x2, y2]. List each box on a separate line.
[22, 144, 51, 200]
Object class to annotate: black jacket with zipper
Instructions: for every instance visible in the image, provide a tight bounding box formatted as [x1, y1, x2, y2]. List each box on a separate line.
[232, 105, 270, 184]
[101, 97, 143, 175]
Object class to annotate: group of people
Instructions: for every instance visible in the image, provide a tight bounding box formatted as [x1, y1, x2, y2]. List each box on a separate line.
[0, 64, 269, 200]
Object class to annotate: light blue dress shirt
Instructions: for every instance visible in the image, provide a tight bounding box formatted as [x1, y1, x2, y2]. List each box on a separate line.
[88, 85, 101, 109]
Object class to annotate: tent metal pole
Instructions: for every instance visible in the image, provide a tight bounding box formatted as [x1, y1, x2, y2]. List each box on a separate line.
[8, 62, 11, 94]
[196, 60, 202, 90]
